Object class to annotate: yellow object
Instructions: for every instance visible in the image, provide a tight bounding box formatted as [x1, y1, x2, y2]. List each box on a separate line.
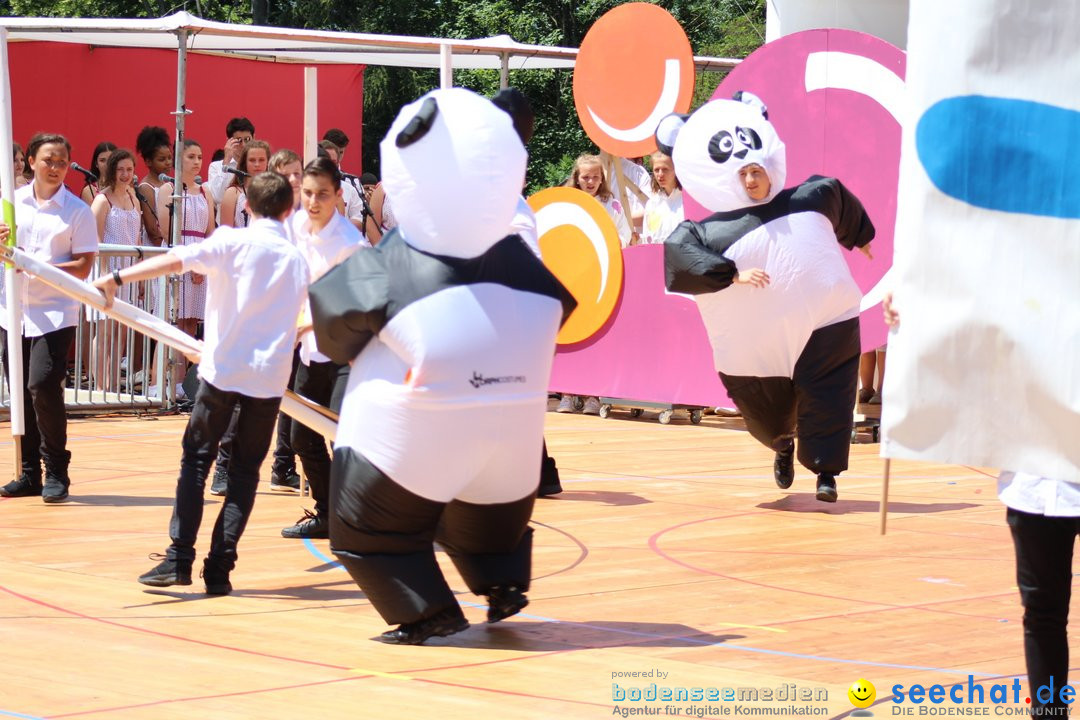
[848, 679, 876, 708]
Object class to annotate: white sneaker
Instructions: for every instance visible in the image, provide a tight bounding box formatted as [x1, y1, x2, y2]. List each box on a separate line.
[555, 395, 575, 413]
[175, 383, 187, 400]
[146, 384, 161, 399]
[119, 357, 129, 374]
[583, 397, 602, 415]
[714, 406, 741, 417]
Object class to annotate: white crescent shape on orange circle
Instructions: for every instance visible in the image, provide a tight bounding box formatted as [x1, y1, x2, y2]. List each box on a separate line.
[586, 59, 684, 143]
[536, 201, 610, 303]
[805, 50, 904, 310]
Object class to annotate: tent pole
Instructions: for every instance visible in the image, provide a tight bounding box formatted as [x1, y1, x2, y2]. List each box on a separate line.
[500, 52, 509, 89]
[303, 67, 318, 165]
[440, 43, 452, 89]
[0, 26, 25, 477]
[165, 28, 190, 409]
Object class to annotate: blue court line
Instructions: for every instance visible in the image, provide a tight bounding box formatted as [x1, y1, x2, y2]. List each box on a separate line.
[0, 709, 47, 719]
[299, 539, 998, 678]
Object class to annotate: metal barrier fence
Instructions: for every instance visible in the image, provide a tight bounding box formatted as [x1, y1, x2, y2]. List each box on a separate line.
[1, 243, 184, 416]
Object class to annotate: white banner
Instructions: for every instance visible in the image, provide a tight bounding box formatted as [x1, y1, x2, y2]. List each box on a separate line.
[0, 27, 26, 438]
[880, 0, 1080, 481]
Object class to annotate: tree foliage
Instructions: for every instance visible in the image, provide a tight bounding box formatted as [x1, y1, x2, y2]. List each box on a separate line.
[3, 0, 765, 190]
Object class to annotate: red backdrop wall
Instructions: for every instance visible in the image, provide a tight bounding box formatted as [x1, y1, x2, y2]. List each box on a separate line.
[8, 42, 365, 193]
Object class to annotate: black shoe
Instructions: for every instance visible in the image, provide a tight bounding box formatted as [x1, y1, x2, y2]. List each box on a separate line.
[41, 477, 70, 504]
[379, 607, 469, 645]
[0, 473, 43, 498]
[270, 471, 301, 494]
[201, 557, 232, 596]
[538, 480, 563, 497]
[281, 509, 329, 539]
[486, 585, 529, 623]
[816, 474, 838, 503]
[138, 553, 193, 587]
[774, 445, 795, 490]
[210, 465, 228, 497]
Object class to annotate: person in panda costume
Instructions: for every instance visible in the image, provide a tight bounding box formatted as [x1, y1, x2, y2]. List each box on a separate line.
[308, 88, 575, 645]
[660, 93, 874, 503]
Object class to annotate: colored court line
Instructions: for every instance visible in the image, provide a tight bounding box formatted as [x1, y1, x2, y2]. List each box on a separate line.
[298, 521, 1002, 678]
[0, 711, 47, 720]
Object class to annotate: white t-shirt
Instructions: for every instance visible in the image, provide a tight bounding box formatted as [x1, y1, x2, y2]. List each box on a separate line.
[341, 181, 367, 229]
[206, 159, 233, 204]
[642, 188, 684, 245]
[601, 195, 633, 248]
[0, 183, 98, 336]
[998, 471, 1080, 517]
[292, 209, 368, 365]
[508, 196, 542, 258]
[172, 218, 309, 398]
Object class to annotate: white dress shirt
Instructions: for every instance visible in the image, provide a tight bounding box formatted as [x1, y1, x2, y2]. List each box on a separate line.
[171, 218, 309, 398]
[998, 471, 1080, 517]
[0, 182, 98, 336]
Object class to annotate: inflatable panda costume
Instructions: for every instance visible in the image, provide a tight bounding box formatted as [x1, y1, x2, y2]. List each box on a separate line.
[660, 94, 874, 502]
[309, 89, 575, 645]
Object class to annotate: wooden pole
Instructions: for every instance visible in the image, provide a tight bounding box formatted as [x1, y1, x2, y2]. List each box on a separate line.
[601, 152, 637, 245]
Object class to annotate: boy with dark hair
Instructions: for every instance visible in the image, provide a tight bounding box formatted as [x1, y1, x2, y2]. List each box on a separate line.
[95, 172, 309, 594]
[0, 132, 99, 503]
[280, 156, 368, 540]
[208, 116, 256, 205]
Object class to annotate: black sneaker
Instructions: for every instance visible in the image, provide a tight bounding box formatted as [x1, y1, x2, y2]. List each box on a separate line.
[138, 553, 193, 587]
[201, 557, 232, 596]
[486, 585, 529, 623]
[538, 480, 563, 497]
[816, 474, 838, 503]
[270, 471, 301, 494]
[281, 509, 329, 539]
[42, 477, 70, 504]
[774, 444, 795, 490]
[378, 607, 469, 645]
[209, 465, 228, 497]
[0, 473, 43, 498]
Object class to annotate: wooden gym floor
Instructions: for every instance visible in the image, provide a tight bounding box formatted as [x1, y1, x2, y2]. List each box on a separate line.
[0, 403, 1047, 719]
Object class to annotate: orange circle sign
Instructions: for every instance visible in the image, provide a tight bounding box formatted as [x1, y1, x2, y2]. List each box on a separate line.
[573, 2, 695, 157]
[528, 187, 624, 346]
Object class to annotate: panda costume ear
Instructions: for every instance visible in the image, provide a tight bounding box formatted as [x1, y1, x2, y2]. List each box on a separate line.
[655, 113, 689, 156]
[732, 90, 769, 120]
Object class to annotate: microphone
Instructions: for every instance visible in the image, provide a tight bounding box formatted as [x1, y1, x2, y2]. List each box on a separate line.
[224, 167, 250, 179]
[71, 162, 98, 182]
[159, 173, 203, 185]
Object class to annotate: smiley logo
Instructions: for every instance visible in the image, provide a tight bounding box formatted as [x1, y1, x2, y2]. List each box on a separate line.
[848, 678, 876, 709]
[528, 187, 624, 346]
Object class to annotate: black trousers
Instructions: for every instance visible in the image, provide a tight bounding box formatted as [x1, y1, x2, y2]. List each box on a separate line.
[290, 359, 349, 517]
[1, 327, 76, 476]
[1007, 507, 1080, 715]
[719, 317, 860, 475]
[216, 348, 299, 478]
[167, 381, 281, 569]
[331, 447, 535, 625]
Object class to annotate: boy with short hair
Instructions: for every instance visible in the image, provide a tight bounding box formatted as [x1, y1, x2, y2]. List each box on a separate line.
[95, 172, 309, 594]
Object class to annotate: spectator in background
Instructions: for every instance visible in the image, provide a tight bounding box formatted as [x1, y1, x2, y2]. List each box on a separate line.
[319, 134, 367, 234]
[12, 143, 29, 189]
[206, 117, 255, 206]
[270, 148, 303, 211]
[135, 126, 171, 247]
[641, 151, 683, 245]
[79, 141, 117, 205]
[220, 140, 271, 229]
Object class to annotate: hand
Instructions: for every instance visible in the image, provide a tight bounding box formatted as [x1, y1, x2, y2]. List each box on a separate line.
[735, 268, 770, 288]
[184, 350, 202, 365]
[296, 322, 313, 338]
[629, 232, 640, 246]
[0, 223, 9, 244]
[858, 243, 873, 260]
[92, 276, 118, 309]
[222, 137, 243, 164]
[191, 272, 204, 285]
[883, 291, 899, 328]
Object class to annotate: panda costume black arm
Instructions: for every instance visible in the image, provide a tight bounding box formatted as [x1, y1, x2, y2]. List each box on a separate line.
[308, 237, 391, 366]
[663, 221, 740, 294]
[801, 175, 875, 251]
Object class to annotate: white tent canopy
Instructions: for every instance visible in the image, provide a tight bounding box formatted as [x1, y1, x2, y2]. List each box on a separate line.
[0, 12, 739, 72]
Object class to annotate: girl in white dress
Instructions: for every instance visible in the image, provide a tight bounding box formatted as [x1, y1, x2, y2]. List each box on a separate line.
[220, 140, 271, 228]
[642, 151, 684, 245]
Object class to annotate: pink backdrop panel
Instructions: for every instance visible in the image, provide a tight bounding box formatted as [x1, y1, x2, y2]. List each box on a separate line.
[693, 29, 906, 352]
[8, 42, 365, 190]
[550, 243, 731, 408]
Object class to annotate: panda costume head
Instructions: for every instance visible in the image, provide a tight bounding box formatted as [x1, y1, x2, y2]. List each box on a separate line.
[380, 88, 527, 259]
[656, 92, 786, 213]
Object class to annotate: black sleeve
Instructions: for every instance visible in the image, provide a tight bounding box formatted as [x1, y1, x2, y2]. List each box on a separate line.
[817, 177, 875, 250]
[663, 220, 739, 294]
[309, 241, 390, 366]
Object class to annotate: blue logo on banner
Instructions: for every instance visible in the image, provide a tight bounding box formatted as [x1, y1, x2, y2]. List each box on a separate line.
[916, 95, 1080, 219]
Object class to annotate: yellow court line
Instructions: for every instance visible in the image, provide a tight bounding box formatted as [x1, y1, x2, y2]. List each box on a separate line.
[350, 668, 417, 681]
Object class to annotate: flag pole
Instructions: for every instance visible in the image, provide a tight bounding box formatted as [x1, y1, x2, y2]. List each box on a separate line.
[0, 26, 26, 480]
[879, 457, 891, 535]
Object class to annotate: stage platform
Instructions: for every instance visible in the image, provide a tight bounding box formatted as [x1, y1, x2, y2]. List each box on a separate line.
[0, 404, 1033, 719]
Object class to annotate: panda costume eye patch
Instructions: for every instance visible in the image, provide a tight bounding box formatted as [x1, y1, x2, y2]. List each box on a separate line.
[396, 97, 440, 148]
[708, 130, 735, 163]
